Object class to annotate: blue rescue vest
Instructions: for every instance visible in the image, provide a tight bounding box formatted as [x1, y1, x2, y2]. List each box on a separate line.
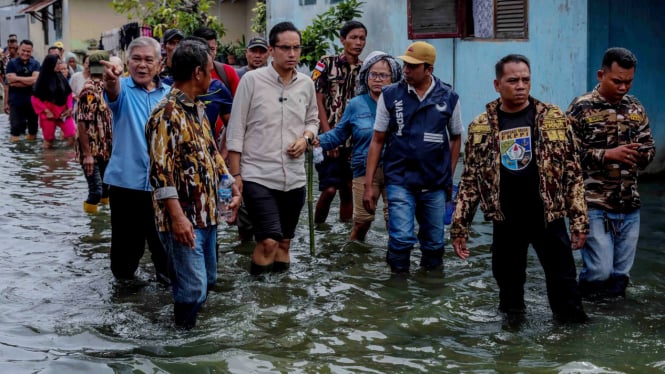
[382, 78, 458, 190]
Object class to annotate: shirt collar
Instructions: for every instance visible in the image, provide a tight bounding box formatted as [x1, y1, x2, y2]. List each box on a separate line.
[407, 76, 436, 100]
[127, 74, 165, 90]
[268, 62, 298, 84]
[592, 84, 628, 105]
[170, 87, 198, 109]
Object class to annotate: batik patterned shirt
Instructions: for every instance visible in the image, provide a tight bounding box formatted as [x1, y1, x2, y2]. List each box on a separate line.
[451, 97, 588, 239]
[146, 88, 229, 231]
[312, 54, 361, 143]
[567, 86, 655, 212]
[75, 78, 113, 162]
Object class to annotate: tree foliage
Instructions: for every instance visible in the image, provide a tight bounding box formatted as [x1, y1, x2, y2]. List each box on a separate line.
[110, 0, 226, 40]
[250, 0, 266, 36]
[300, 0, 364, 70]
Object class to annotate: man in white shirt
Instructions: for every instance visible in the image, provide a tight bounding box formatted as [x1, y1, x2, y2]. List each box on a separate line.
[226, 21, 319, 276]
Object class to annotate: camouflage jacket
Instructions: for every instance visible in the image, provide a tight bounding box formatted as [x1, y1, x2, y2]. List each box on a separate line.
[75, 78, 113, 163]
[567, 87, 655, 212]
[146, 88, 229, 232]
[312, 54, 361, 144]
[450, 97, 588, 239]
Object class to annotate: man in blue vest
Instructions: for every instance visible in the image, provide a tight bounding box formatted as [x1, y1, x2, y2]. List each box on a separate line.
[364, 41, 462, 273]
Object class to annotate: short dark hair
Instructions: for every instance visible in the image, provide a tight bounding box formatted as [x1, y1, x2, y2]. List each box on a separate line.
[192, 27, 217, 42]
[20, 39, 33, 47]
[181, 36, 211, 56]
[495, 54, 530, 78]
[268, 21, 301, 47]
[172, 39, 211, 82]
[47, 46, 59, 54]
[601, 47, 637, 70]
[181, 35, 208, 45]
[340, 20, 367, 38]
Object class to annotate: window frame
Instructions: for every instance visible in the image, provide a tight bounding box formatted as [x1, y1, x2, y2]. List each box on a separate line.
[407, 0, 466, 39]
[407, 0, 528, 40]
[493, 0, 528, 39]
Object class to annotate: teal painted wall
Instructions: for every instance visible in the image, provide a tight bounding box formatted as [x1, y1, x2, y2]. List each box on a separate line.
[588, 0, 665, 173]
[268, 0, 586, 126]
[268, 0, 662, 172]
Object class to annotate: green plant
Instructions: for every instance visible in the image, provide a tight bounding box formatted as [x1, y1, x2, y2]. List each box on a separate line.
[300, 0, 364, 70]
[250, 0, 266, 35]
[110, 0, 226, 40]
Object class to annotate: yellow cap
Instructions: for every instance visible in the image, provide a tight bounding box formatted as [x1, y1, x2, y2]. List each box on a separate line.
[399, 41, 436, 65]
[54, 41, 64, 49]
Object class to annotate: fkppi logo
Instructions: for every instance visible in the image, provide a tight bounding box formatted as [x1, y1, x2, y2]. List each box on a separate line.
[395, 99, 404, 136]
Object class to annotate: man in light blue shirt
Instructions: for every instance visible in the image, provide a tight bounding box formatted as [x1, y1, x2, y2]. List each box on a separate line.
[102, 37, 170, 285]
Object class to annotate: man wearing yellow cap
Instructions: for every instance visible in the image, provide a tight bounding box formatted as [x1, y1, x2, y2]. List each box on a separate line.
[363, 41, 462, 273]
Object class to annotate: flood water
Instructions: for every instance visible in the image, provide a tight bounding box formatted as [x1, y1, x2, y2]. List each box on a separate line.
[0, 112, 664, 373]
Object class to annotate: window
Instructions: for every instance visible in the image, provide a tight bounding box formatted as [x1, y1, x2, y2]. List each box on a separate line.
[493, 0, 528, 38]
[299, 0, 316, 5]
[408, 0, 463, 38]
[408, 0, 528, 39]
[329, 0, 343, 3]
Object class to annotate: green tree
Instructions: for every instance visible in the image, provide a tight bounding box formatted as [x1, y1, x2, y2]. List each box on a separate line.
[300, 0, 364, 70]
[110, 0, 226, 40]
[250, 0, 266, 36]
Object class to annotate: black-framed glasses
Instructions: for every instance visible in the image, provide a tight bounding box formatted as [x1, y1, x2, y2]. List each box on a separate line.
[368, 72, 390, 81]
[274, 45, 302, 52]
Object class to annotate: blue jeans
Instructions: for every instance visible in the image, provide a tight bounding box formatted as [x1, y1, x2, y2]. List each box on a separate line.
[159, 226, 217, 327]
[385, 185, 446, 271]
[579, 208, 640, 283]
[83, 159, 109, 204]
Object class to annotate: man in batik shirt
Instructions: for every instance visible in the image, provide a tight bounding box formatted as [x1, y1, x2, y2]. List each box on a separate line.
[76, 51, 113, 213]
[567, 47, 655, 299]
[146, 39, 240, 329]
[312, 20, 366, 224]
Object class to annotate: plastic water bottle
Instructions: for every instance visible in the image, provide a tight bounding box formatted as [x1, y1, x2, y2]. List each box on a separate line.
[217, 174, 234, 222]
[444, 184, 458, 225]
[312, 146, 324, 164]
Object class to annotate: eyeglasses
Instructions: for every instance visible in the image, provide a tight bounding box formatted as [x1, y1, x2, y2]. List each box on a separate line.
[274, 45, 302, 52]
[368, 72, 390, 81]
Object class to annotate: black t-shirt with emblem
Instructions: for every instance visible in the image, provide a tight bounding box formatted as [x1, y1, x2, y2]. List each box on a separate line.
[497, 101, 543, 219]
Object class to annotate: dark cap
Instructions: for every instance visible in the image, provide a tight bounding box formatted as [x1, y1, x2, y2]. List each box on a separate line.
[247, 36, 268, 50]
[163, 29, 184, 44]
[88, 51, 110, 75]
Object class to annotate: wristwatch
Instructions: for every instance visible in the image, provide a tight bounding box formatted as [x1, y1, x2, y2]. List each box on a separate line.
[303, 134, 313, 145]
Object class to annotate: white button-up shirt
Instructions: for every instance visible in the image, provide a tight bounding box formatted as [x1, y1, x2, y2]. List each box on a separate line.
[226, 63, 320, 191]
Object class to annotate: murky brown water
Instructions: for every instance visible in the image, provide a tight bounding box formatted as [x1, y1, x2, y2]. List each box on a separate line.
[0, 113, 664, 373]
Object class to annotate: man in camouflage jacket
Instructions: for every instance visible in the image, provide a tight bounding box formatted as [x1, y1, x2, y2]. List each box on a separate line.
[567, 47, 655, 299]
[451, 54, 588, 324]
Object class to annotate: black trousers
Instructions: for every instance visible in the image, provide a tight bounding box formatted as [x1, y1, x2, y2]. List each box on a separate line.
[10, 103, 38, 136]
[491, 217, 584, 318]
[109, 185, 168, 283]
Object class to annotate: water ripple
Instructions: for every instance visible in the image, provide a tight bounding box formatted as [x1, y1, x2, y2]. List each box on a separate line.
[0, 113, 664, 372]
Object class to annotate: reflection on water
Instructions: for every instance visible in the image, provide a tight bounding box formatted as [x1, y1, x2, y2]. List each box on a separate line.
[0, 113, 664, 373]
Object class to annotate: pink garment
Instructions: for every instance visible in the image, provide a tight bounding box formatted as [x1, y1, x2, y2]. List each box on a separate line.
[31, 94, 76, 141]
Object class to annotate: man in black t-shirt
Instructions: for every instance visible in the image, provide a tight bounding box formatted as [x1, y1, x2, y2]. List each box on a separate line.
[451, 54, 589, 325]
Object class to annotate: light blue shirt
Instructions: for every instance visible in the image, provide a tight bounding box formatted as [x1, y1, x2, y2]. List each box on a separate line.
[104, 77, 170, 191]
[319, 94, 378, 179]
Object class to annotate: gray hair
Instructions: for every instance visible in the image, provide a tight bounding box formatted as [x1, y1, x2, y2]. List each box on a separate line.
[127, 36, 161, 59]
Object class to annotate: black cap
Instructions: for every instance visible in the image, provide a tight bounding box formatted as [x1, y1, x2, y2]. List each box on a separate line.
[247, 37, 268, 50]
[163, 29, 184, 43]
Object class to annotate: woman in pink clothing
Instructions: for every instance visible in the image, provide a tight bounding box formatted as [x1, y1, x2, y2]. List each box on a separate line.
[31, 54, 76, 149]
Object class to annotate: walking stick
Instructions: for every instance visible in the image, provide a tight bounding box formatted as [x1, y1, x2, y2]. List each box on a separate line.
[307, 144, 316, 256]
